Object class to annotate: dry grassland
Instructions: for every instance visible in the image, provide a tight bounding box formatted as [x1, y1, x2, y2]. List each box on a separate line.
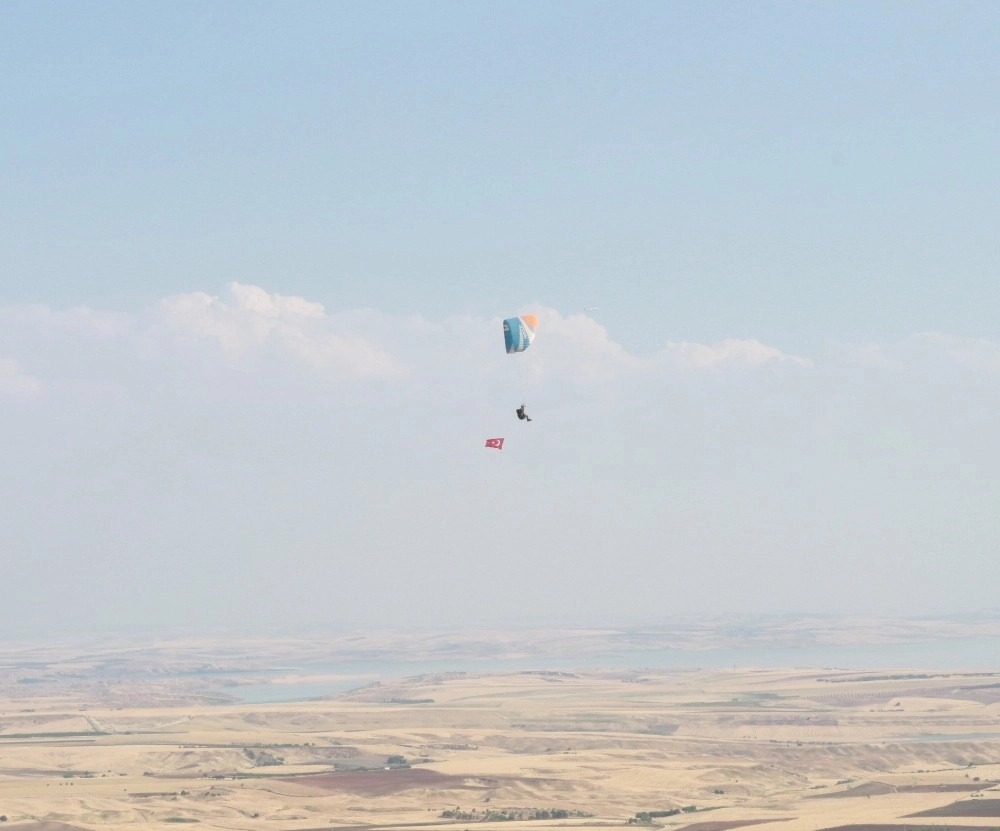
[2, 661, 1000, 831]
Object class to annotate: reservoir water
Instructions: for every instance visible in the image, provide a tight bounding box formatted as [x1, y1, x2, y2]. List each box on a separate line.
[226, 636, 1000, 704]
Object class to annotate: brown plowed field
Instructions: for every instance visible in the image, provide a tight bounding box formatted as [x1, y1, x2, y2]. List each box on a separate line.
[906, 797, 1000, 817]
[818, 826, 990, 831]
[811, 782, 896, 798]
[280, 767, 501, 795]
[681, 820, 792, 831]
[813, 781, 985, 798]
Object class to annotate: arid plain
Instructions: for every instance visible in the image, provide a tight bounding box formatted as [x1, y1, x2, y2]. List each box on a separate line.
[1, 625, 999, 831]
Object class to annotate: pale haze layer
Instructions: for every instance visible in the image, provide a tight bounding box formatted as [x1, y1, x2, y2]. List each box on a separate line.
[1, 3, 998, 636]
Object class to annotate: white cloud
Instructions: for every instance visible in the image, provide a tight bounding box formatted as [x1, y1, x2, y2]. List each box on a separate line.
[838, 342, 901, 369]
[8, 288, 1000, 417]
[526, 310, 642, 384]
[523, 309, 812, 387]
[0, 358, 41, 401]
[155, 282, 401, 379]
[0, 286, 824, 406]
[835, 332, 1000, 376]
[227, 282, 326, 319]
[906, 332, 1000, 373]
[658, 338, 813, 370]
[0, 303, 132, 340]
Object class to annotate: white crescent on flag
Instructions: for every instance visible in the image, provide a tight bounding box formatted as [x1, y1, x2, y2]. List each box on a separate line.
[485, 437, 504, 450]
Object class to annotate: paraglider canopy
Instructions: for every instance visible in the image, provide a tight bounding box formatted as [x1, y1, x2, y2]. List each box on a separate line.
[503, 314, 539, 354]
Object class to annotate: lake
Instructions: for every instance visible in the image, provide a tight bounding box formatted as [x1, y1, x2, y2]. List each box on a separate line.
[226, 636, 1000, 703]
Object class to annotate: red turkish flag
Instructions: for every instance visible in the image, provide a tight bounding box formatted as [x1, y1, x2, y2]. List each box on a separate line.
[484, 437, 504, 450]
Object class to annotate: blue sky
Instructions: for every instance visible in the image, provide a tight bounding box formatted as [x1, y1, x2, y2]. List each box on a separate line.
[1, 2, 998, 635]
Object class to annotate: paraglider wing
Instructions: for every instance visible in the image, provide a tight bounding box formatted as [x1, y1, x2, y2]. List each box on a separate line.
[503, 314, 539, 354]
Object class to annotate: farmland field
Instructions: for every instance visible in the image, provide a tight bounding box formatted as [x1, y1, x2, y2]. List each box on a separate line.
[0, 629, 999, 830]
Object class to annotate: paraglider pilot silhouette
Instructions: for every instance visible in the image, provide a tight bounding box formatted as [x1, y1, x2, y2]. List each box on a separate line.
[516, 404, 532, 422]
